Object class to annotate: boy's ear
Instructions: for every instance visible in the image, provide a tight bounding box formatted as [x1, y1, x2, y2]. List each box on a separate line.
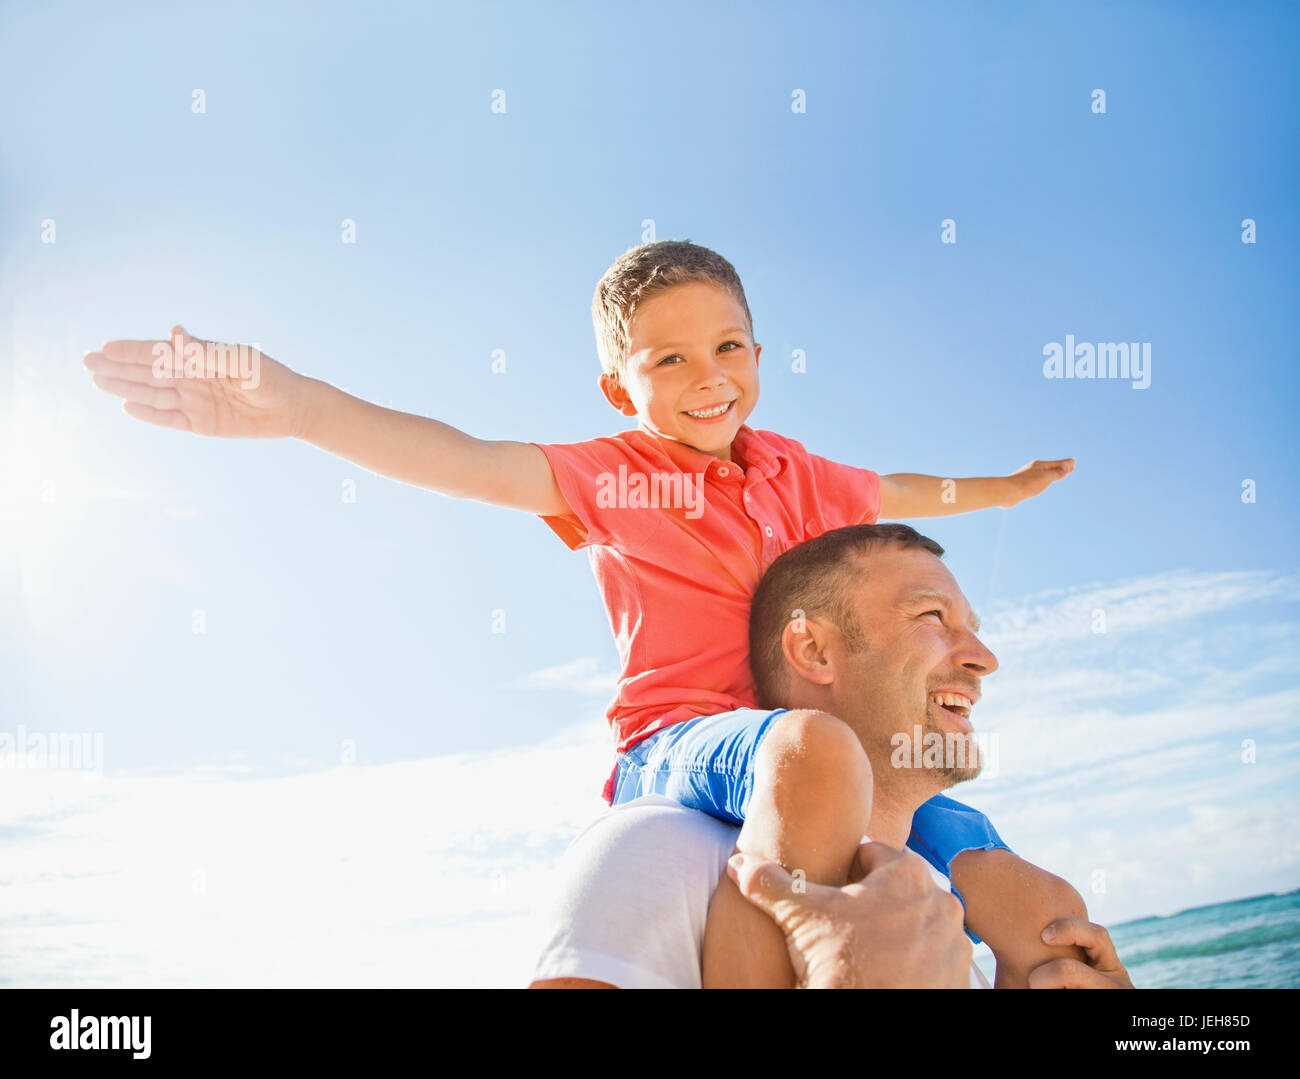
[598, 372, 638, 416]
[754, 342, 761, 366]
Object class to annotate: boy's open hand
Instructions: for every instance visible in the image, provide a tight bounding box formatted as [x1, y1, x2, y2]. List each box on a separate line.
[84, 325, 310, 439]
[1002, 457, 1075, 507]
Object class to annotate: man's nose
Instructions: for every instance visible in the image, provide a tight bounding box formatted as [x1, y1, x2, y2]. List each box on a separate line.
[957, 632, 998, 677]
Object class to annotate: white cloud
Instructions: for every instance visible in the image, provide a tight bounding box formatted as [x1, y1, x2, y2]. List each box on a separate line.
[518, 656, 619, 695]
[0, 720, 612, 987]
[981, 569, 1300, 653]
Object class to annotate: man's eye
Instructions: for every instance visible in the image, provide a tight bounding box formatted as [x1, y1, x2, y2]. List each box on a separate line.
[921, 610, 943, 621]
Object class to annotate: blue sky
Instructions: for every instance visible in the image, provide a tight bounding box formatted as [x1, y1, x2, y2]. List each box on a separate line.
[1, 1, 1297, 986]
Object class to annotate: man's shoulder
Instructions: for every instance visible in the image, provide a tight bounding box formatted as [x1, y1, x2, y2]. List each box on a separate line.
[571, 795, 740, 854]
[532, 797, 741, 990]
[556, 796, 741, 906]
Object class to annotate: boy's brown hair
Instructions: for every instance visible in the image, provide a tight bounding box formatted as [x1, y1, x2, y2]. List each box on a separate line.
[592, 239, 755, 381]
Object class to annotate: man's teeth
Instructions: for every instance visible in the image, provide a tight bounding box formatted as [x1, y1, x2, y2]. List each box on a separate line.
[929, 692, 974, 716]
[685, 401, 732, 418]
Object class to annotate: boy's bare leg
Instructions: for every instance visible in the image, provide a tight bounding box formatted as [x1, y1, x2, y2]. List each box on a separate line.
[701, 709, 873, 988]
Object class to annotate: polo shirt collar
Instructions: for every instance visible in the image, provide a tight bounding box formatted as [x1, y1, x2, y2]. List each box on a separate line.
[631, 423, 786, 479]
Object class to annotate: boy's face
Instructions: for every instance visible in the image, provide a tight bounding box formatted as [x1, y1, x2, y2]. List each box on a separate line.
[600, 281, 760, 461]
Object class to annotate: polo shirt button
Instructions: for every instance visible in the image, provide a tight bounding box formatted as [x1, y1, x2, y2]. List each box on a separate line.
[806, 520, 819, 535]
[718, 466, 730, 477]
[764, 525, 774, 537]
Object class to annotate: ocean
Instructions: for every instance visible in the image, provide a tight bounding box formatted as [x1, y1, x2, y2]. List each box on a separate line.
[975, 888, 1300, 988]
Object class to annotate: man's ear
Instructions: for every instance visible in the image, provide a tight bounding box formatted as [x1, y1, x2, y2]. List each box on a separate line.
[780, 615, 835, 687]
[598, 372, 638, 416]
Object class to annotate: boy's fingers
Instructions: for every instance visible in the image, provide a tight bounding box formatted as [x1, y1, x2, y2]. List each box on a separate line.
[85, 354, 173, 386]
[122, 401, 192, 431]
[101, 338, 170, 365]
[92, 374, 182, 411]
[101, 326, 197, 366]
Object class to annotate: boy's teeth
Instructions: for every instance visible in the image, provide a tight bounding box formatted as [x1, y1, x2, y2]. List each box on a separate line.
[686, 402, 731, 418]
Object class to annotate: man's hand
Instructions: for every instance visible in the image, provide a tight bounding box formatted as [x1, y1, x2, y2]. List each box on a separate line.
[1001, 458, 1075, 507]
[1028, 918, 1135, 989]
[85, 325, 312, 439]
[726, 842, 972, 988]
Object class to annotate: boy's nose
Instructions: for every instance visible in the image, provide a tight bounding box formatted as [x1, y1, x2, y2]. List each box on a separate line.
[695, 359, 728, 389]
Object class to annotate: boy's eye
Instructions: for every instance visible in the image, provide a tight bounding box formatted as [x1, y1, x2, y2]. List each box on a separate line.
[657, 342, 741, 365]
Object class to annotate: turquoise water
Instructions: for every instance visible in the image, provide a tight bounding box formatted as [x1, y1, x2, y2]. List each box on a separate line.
[1110, 889, 1300, 989]
[972, 888, 1300, 987]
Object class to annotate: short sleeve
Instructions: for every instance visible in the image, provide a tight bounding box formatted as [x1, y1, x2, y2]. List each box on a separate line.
[531, 439, 661, 552]
[804, 452, 882, 528]
[530, 796, 739, 989]
[906, 793, 1014, 945]
[745, 430, 880, 531]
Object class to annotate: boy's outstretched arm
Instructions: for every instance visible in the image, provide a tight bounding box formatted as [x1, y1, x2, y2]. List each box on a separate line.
[879, 459, 1074, 519]
[950, 848, 1089, 989]
[84, 326, 569, 516]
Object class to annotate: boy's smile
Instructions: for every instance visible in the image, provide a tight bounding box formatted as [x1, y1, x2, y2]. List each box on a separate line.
[599, 281, 760, 462]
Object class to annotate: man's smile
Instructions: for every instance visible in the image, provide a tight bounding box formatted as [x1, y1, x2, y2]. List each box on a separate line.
[928, 690, 976, 732]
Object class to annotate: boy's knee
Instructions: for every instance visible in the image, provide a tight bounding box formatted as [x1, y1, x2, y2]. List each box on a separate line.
[758, 709, 871, 787]
[747, 709, 873, 872]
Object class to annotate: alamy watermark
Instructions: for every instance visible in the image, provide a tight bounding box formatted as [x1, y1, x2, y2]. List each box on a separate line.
[890, 724, 1000, 779]
[595, 466, 705, 519]
[1042, 335, 1150, 389]
[151, 331, 262, 390]
[0, 725, 104, 775]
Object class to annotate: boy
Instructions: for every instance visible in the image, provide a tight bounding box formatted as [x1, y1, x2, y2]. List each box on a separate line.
[84, 239, 1080, 987]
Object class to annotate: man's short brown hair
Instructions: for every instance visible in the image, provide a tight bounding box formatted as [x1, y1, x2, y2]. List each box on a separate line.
[748, 524, 946, 706]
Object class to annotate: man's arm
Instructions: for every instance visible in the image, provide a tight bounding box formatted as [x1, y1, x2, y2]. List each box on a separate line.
[950, 848, 1089, 988]
[879, 458, 1074, 519]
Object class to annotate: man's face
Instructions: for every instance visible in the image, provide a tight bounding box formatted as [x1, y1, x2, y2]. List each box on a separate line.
[826, 546, 998, 791]
[600, 281, 761, 461]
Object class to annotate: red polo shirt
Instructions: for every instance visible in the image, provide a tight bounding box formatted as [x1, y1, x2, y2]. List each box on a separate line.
[532, 424, 881, 800]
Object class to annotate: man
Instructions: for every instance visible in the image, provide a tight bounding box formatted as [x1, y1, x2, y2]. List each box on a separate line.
[530, 524, 1133, 988]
